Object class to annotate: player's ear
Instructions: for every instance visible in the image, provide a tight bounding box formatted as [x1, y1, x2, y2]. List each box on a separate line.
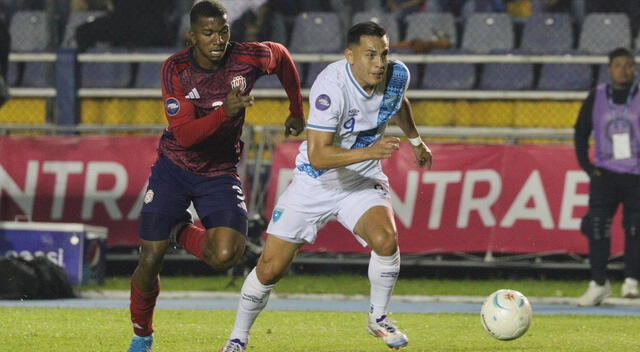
[187, 29, 196, 46]
[344, 47, 354, 65]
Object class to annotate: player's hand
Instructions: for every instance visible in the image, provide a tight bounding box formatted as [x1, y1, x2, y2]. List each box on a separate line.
[223, 86, 254, 117]
[368, 136, 400, 160]
[413, 142, 432, 169]
[284, 115, 305, 137]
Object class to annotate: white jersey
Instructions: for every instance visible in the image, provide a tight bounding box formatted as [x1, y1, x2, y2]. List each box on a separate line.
[295, 58, 410, 185]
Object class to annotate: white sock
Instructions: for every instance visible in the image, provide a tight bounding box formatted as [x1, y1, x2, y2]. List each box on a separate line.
[368, 249, 400, 320]
[229, 268, 275, 342]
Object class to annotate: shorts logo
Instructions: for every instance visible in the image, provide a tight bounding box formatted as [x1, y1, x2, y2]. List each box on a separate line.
[144, 189, 154, 204]
[232, 185, 245, 201]
[315, 94, 331, 111]
[231, 75, 247, 92]
[165, 98, 180, 116]
[272, 208, 284, 223]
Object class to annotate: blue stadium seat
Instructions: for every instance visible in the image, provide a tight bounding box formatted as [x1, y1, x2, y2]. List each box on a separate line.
[176, 13, 190, 48]
[290, 12, 342, 53]
[538, 63, 593, 91]
[133, 48, 173, 89]
[21, 62, 50, 87]
[9, 11, 52, 52]
[520, 13, 573, 54]
[61, 11, 106, 48]
[352, 11, 400, 45]
[421, 50, 475, 90]
[405, 12, 457, 48]
[405, 63, 420, 89]
[479, 53, 534, 90]
[578, 13, 630, 54]
[253, 62, 305, 89]
[253, 74, 282, 89]
[80, 48, 132, 88]
[304, 62, 330, 88]
[461, 13, 513, 53]
[7, 62, 19, 86]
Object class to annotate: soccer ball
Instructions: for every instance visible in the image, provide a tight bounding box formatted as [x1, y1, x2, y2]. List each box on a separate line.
[480, 289, 532, 341]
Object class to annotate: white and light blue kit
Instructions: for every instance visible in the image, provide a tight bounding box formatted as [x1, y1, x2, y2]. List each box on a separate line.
[267, 59, 410, 245]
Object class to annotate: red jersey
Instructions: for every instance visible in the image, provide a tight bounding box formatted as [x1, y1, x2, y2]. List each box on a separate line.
[159, 41, 303, 176]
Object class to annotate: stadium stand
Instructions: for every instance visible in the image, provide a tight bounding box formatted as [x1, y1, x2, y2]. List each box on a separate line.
[520, 13, 573, 54]
[578, 13, 631, 54]
[538, 62, 593, 91]
[461, 13, 514, 53]
[352, 11, 401, 46]
[421, 50, 476, 90]
[80, 47, 132, 88]
[61, 11, 106, 48]
[289, 12, 343, 53]
[404, 12, 457, 48]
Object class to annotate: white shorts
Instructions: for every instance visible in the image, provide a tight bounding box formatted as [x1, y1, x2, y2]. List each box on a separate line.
[266, 173, 392, 246]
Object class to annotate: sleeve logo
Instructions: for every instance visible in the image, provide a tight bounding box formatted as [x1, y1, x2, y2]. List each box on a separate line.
[315, 94, 331, 111]
[165, 97, 180, 116]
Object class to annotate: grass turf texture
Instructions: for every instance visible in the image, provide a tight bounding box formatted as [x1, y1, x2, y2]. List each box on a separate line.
[83, 275, 624, 298]
[1, 308, 639, 351]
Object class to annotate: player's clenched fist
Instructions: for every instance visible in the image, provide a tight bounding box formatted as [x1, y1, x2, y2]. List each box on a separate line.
[368, 136, 400, 160]
[223, 86, 255, 117]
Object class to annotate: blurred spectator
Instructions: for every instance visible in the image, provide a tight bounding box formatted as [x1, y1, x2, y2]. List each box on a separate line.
[574, 47, 640, 306]
[69, 0, 109, 12]
[386, 0, 425, 30]
[461, 0, 506, 19]
[75, 0, 172, 52]
[0, 16, 8, 108]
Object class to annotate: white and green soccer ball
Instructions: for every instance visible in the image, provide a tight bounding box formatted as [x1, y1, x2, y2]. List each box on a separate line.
[480, 289, 532, 341]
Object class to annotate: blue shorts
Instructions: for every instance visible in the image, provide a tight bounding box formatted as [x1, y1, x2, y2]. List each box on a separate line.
[139, 155, 248, 241]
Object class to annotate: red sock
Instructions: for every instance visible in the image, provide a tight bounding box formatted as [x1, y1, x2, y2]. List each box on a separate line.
[177, 224, 207, 261]
[130, 280, 159, 337]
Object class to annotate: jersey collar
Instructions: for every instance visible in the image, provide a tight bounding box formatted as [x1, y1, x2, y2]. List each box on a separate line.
[345, 63, 375, 99]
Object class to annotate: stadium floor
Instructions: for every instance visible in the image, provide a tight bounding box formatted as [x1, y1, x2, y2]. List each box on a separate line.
[2, 292, 640, 316]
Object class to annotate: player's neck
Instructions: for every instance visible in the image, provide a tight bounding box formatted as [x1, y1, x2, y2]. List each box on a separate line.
[193, 49, 223, 71]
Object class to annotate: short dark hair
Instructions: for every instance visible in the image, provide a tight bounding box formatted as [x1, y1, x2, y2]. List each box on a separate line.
[608, 47, 634, 65]
[347, 21, 387, 46]
[190, 0, 227, 25]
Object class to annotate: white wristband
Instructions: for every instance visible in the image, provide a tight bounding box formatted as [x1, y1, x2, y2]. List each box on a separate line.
[408, 136, 422, 147]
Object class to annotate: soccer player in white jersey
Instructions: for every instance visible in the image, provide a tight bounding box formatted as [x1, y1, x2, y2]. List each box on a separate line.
[220, 21, 432, 352]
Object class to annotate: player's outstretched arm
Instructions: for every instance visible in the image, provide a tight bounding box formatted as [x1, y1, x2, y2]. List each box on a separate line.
[395, 96, 432, 169]
[307, 129, 400, 170]
[262, 42, 305, 137]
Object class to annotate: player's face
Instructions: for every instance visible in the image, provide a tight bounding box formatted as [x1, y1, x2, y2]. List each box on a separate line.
[189, 15, 231, 69]
[345, 35, 389, 92]
[609, 55, 636, 88]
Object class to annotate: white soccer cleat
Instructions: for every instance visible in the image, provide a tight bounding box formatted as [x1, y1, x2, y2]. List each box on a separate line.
[577, 280, 611, 306]
[368, 315, 409, 349]
[622, 278, 639, 298]
[219, 339, 247, 352]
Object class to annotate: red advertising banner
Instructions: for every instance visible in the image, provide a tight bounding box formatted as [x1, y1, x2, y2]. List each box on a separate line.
[1, 136, 624, 254]
[0, 136, 158, 247]
[266, 141, 625, 255]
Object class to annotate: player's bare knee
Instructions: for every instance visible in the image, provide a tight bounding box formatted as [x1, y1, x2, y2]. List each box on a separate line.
[256, 263, 285, 285]
[137, 250, 164, 274]
[369, 230, 398, 256]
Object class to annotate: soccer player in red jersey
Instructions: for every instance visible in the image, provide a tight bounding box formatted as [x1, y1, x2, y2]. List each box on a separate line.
[127, 1, 304, 351]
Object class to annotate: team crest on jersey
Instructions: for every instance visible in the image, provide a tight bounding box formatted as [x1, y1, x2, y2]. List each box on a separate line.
[165, 98, 180, 116]
[384, 94, 399, 111]
[272, 208, 284, 223]
[315, 94, 331, 111]
[144, 189, 154, 204]
[231, 75, 247, 92]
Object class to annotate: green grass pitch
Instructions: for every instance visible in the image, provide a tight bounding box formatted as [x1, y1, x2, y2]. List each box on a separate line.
[1, 307, 640, 351]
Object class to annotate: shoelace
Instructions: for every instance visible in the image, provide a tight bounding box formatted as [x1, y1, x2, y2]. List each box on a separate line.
[377, 318, 398, 334]
[222, 341, 244, 352]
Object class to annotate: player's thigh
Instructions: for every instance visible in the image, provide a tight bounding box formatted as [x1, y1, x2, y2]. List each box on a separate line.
[588, 173, 620, 214]
[336, 179, 397, 250]
[266, 176, 336, 244]
[139, 156, 192, 241]
[192, 174, 249, 236]
[256, 234, 304, 284]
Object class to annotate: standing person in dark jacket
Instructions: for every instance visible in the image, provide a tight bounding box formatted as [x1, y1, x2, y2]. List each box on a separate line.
[574, 47, 640, 306]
